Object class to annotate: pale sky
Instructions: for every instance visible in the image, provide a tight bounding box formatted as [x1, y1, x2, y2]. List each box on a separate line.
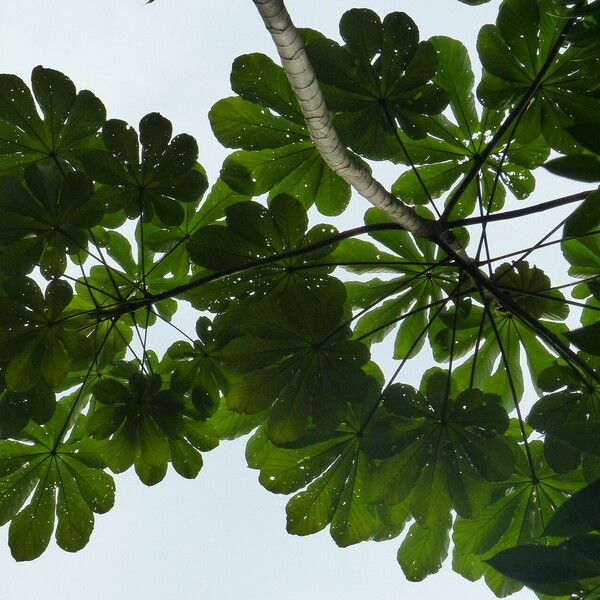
[1, 1, 587, 598]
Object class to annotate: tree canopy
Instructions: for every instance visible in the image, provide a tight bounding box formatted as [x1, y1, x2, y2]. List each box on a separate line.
[0, 0, 600, 597]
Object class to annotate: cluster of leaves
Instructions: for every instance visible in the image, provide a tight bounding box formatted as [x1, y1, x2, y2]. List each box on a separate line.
[0, 65, 222, 559]
[0, 0, 599, 598]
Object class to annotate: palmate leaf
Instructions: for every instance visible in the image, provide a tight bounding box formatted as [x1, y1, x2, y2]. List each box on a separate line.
[452, 441, 586, 597]
[0, 66, 106, 174]
[82, 112, 208, 225]
[427, 263, 568, 409]
[140, 181, 246, 294]
[88, 373, 183, 473]
[553, 423, 600, 464]
[436, 308, 555, 410]
[166, 316, 229, 407]
[186, 195, 338, 312]
[305, 9, 448, 160]
[211, 53, 351, 216]
[561, 226, 600, 355]
[391, 37, 548, 220]
[246, 380, 400, 547]
[87, 368, 218, 485]
[102, 224, 185, 310]
[0, 163, 102, 278]
[561, 228, 600, 360]
[218, 279, 373, 444]
[529, 361, 600, 473]
[247, 428, 380, 547]
[569, 19, 600, 48]
[0, 277, 92, 393]
[491, 457, 600, 596]
[342, 207, 459, 360]
[0, 399, 115, 561]
[476, 0, 600, 151]
[492, 261, 570, 321]
[366, 372, 515, 533]
[566, 122, 600, 157]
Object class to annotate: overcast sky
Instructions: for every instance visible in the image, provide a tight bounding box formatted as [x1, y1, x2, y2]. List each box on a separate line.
[1, 1, 587, 598]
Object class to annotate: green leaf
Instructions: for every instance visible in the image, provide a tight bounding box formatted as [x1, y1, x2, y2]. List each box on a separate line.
[247, 384, 386, 548]
[9, 464, 57, 561]
[554, 423, 600, 458]
[230, 52, 302, 123]
[529, 374, 600, 473]
[0, 164, 101, 277]
[220, 280, 373, 444]
[0, 399, 116, 560]
[191, 387, 219, 420]
[209, 400, 266, 441]
[0, 66, 105, 173]
[367, 374, 514, 527]
[493, 261, 569, 320]
[568, 121, 600, 155]
[562, 227, 600, 280]
[564, 191, 600, 237]
[213, 53, 350, 215]
[167, 318, 228, 401]
[392, 162, 465, 206]
[169, 440, 203, 479]
[305, 10, 448, 158]
[139, 414, 170, 467]
[345, 207, 457, 352]
[55, 465, 94, 552]
[565, 321, 600, 356]
[0, 277, 91, 393]
[397, 518, 452, 581]
[186, 196, 338, 312]
[476, 0, 600, 151]
[0, 382, 55, 438]
[487, 544, 600, 588]
[477, 25, 529, 84]
[83, 112, 208, 225]
[545, 479, 600, 536]
[390, 37, 545, 220]
[61, 456, 114, 514]
[89, 374, 185, 478]
[210, 97, 307, 150]
[453, 442, 586, 592]
[435, 287, 564, 409]
[545, 155, 600, 182]
[429, 37, 478, 137]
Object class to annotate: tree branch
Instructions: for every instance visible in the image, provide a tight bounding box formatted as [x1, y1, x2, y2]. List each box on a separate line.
[450, 190, 593, 227]
[83, 223, 407, 320]
[250, 0, 465, 256]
